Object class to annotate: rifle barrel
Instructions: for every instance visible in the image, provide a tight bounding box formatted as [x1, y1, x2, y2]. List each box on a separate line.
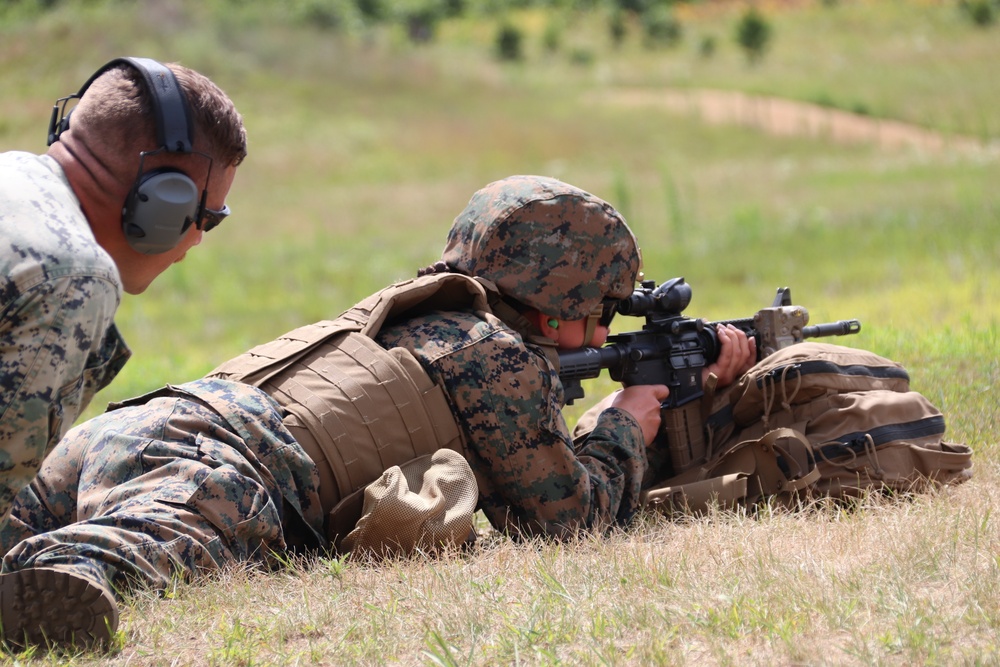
[802, 319, 862, 338]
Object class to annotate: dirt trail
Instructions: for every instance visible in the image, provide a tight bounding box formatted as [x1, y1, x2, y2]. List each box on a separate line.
[594, 88, 999, 158]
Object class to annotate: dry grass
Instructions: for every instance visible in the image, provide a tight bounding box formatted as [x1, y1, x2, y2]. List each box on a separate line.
[37, 469, 988, 666]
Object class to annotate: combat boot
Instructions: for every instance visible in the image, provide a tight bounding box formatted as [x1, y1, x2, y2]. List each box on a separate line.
[0, 566, 119, 650]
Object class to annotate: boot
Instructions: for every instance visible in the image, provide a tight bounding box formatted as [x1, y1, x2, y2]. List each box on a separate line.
[0, 566, 119, 650]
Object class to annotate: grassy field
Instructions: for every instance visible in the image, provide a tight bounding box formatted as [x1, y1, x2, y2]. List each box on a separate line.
[1, 0, 998, 664]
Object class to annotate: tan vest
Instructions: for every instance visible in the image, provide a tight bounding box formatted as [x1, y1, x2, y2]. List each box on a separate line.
[206, 273, 494, 520]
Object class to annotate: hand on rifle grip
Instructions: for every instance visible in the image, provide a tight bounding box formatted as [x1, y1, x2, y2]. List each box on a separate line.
[702, 324, 757, 387]
[611, 384, 671, 446]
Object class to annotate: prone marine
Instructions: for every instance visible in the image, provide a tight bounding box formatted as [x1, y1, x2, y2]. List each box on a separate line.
[0, 175, 755, 649]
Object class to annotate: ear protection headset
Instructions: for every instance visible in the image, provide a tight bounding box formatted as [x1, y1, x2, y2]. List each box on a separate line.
[48, 57, 213, 255]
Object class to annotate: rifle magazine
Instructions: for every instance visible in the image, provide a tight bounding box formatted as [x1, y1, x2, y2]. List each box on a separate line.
[662, 402, 707, 474]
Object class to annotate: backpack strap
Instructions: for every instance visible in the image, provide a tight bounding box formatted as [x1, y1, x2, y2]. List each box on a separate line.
[641, 473, 749, 515]
[641, 427, 819, 514]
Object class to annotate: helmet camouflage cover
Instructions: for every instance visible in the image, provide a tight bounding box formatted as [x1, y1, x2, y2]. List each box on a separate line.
[441, 175, 641, 321]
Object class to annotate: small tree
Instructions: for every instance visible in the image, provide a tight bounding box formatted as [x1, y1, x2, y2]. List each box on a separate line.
[405, 9, 437, 43]
[442, 0, 464, 18]
[298, 0, 357, 31]
[393, 0, 445, 43]
[609, 10, 627, 48]
[495, 22, 524, 61]
[960, 0, 996, 26]
[642, 6, 682, 49]
[355, 0, 385, 22]
[735, 7, 771, 64]
[698, 34, 716, 59]
[613, 0, 650, 14]
[542, 18, 562, 54]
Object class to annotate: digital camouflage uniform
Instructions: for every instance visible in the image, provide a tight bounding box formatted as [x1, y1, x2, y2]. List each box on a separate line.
[376, 311, 647, 534]
[0, 378, 322, 647]
[0, 378, 323, 587]
[0, 174, 651, 648]
[0, 151, 131, 529]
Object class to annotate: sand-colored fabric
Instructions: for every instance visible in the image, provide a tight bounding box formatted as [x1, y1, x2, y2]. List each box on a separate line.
[338, 449, 478, 558]
[206, 273, 484, 512]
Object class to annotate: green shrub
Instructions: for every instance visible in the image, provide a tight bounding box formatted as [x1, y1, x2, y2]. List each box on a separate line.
[698, 34, 716, 59]
[295, 0, 360, 31]
[642, 5, 682, 48]
[612, 0, 650, 14]
[609, 10, 627, 47]
[495, 22, 524, 60]
[569, 46, 595, 65]
[442, 0, 465, 18]
[961, 0, 996, 26]
[735, 7, 772, 64]
[354, 0, 385, 21]
[542, 18, 562, 53]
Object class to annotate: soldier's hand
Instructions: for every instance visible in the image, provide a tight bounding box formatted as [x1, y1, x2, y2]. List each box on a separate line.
[703, 324, 756, 388]
[610, 384, 670, 446]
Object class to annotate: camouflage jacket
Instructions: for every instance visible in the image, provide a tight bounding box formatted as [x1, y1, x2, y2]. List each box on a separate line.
[0, 151, 131, 524]
[376, 308, 648, 537]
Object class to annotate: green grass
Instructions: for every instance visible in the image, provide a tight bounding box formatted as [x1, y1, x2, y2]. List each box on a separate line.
[1, 0, 999, 663]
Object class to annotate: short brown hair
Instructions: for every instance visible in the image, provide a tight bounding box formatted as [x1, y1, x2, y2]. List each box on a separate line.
[167, 63, 247, 168]
[76, 61, 247, 168]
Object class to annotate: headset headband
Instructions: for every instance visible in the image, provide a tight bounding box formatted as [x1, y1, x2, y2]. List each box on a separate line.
[47, 56, 193, 152]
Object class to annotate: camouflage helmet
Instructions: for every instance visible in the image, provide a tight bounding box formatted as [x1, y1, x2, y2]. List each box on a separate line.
[441, 175, 641, 320]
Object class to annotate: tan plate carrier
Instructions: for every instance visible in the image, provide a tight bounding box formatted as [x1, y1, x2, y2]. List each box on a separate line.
[206, 273, 494, 540]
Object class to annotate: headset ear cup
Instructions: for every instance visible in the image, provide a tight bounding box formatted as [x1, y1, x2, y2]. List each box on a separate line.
[48, 108, 73, 145]
[122, 170, 201, 255]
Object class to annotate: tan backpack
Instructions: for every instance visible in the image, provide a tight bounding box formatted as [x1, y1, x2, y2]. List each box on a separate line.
[640, 343, 974, 514]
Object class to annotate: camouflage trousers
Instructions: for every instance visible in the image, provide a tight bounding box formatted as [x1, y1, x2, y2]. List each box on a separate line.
[0, 380, 324, 598]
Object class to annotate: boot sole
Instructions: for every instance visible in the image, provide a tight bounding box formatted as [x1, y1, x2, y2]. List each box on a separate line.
[0, 567, 119, 650]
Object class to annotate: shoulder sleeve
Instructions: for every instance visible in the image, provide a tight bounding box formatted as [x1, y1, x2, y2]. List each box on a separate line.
[0, 273, 129, 520]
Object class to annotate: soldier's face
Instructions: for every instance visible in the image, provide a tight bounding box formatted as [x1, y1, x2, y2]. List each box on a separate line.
[116, 164, 236, 294]
[552, 319, 610, 350]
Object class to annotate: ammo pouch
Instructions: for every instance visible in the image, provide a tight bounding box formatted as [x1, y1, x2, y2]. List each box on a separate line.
[659, 401, 707, 475]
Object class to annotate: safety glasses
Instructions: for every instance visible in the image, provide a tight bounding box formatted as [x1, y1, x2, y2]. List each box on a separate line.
[198, 204, 231, 233]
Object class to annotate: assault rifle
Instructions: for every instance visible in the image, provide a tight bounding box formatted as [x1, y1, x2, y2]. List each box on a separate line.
[559, 277, 861, 409]
[559, 277, 861, 472]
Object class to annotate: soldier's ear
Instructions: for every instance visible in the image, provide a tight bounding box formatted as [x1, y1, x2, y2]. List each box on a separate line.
[539, 314, 561, 341]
